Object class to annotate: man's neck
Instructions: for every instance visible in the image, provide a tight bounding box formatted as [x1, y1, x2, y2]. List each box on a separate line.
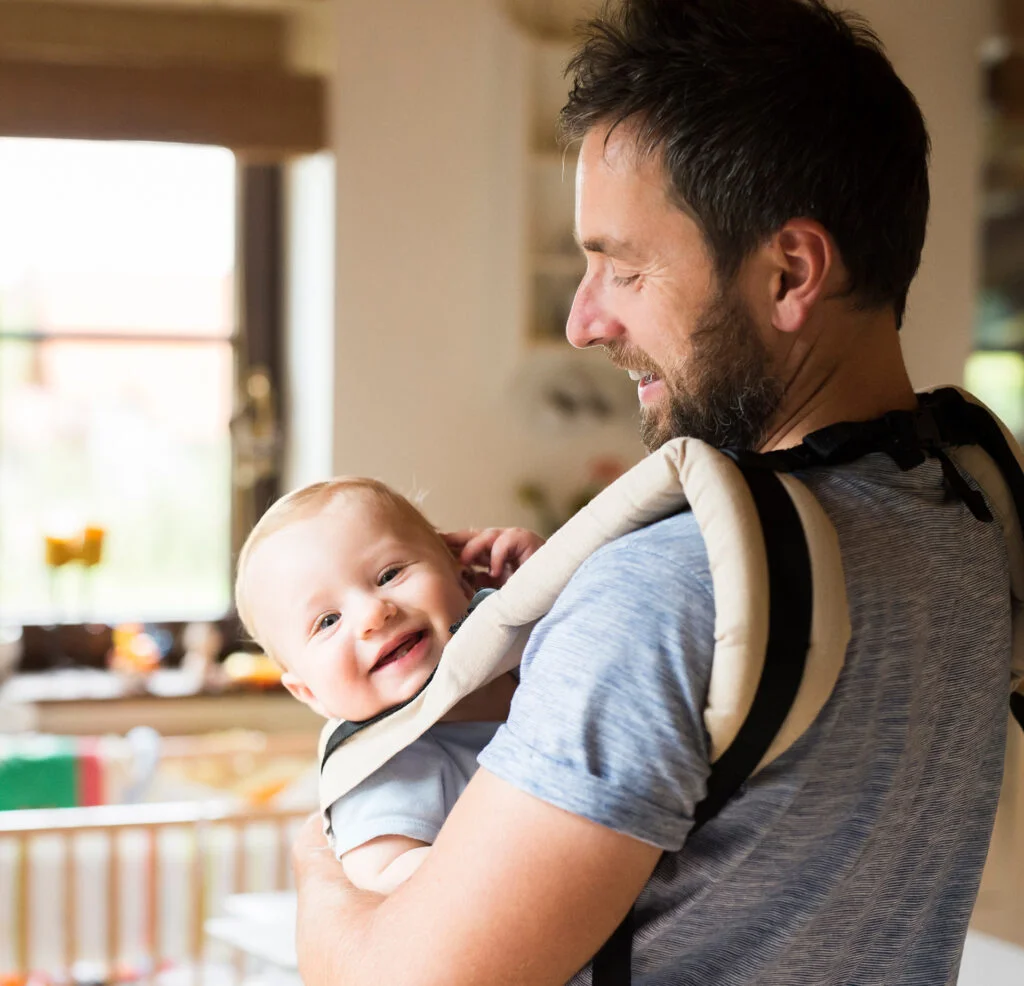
[760, 307, 917, 452]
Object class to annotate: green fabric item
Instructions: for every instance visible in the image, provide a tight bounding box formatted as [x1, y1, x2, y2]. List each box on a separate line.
[0, 735, 78, 810]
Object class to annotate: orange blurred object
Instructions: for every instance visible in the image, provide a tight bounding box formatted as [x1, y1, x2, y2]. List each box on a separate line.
[222, 650, 283, 687]
[43, 525, 106, 568]
[44, 535, 75, 567]
[108, 622, 161, 675]
[80, 526, 105, 566]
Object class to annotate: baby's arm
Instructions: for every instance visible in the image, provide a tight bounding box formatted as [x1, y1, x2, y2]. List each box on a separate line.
[443, 527, 545, 588]
[341, 834, 431, 895]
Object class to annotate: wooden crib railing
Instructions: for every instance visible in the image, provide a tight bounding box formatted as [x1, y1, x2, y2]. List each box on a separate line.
[0, 802, 310, 985]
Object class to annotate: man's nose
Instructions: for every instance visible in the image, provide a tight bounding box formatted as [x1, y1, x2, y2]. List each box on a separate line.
[353, 593, 395, 637]
[565, 271, 624, 349]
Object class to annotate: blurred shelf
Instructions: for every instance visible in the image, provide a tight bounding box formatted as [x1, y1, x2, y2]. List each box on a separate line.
[0, 676, 321, 735]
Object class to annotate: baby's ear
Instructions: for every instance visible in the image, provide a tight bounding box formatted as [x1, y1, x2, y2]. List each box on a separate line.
[458, 568, 475, 599]
[281, 671, 329, 718]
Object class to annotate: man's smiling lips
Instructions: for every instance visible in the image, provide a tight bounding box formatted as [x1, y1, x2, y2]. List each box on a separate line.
[370, 629, 428, 673]
[627, 368, 665, 405]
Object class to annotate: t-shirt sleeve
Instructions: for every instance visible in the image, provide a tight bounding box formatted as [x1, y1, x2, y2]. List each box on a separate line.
[326, 736, 450, 857]
[478, 520, 715, 852]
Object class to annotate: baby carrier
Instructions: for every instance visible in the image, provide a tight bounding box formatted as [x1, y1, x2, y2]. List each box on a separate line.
[318, 387, 1024, 984]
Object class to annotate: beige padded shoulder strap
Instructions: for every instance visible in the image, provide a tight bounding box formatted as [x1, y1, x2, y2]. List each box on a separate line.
[944, 387, 1024, 694]
[319, 437, 852, 814]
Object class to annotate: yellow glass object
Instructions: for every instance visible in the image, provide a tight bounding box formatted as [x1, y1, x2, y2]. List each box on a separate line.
[80, 526, 105, 567]
[43, 526, 106, 568]
[44, 536, 75, 568]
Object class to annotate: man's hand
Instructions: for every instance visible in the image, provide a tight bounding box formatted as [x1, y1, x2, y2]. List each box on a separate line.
[291, 815, 382, 986]
[443, 527, 545, 589]
[291, 772, 662, 986]
[291, 812, 335, 883]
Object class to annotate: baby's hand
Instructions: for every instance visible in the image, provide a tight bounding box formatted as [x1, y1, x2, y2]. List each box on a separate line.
[443, 527, 545, 589]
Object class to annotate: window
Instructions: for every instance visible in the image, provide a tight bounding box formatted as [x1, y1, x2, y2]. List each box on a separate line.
[0, 138, 261, 628]
[970, 286, 1024, 441]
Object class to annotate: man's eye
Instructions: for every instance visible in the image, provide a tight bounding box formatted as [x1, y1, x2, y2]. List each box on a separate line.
[314, 612, 340, 633]
[611, 272, 640, 287]
[377, 567, 402, 586]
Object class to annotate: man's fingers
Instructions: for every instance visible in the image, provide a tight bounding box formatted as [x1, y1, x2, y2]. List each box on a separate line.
[292, 813, 332, 876]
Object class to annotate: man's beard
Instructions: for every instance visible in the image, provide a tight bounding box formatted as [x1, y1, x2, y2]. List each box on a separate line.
[618, 284, 783, 452]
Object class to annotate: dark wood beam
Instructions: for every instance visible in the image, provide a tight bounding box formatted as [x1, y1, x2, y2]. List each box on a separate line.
[0, 1, 287, 69]
[0, 57, 326, 156]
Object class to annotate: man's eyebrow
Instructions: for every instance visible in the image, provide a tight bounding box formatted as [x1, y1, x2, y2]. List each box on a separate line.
[577, 235, 642, 260]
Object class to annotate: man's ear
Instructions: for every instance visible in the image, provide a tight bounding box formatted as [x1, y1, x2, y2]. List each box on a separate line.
[769, 219, 835, 334]
[281, 671, 329, 718]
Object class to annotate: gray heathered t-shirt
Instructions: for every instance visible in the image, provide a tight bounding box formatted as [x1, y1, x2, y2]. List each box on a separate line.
[478, 453, 1012, 985]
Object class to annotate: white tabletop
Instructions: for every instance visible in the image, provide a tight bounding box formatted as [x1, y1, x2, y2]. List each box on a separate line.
[205, 893, 298, 971]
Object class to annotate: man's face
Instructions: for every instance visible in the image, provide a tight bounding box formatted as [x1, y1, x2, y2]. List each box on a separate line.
[567, 125, 782, 451]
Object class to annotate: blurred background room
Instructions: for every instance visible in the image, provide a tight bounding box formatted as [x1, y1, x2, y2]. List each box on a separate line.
[0, 0, 1021, 983]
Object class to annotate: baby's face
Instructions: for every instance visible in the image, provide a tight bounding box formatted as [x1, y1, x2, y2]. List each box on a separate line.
[245, 495, 472, 721]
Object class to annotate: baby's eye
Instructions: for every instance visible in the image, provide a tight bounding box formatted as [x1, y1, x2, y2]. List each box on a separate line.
[377, 566, 402, 587]
[314, 612, 340, 633]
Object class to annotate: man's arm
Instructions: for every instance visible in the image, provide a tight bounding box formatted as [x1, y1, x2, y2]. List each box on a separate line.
[294, 767, 662, 986]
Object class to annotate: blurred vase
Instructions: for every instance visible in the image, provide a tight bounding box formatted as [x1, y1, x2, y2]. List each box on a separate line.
[0, 625, 23, 685]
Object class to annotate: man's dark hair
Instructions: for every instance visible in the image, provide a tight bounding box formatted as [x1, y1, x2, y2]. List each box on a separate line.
[562, 0, 930, 327]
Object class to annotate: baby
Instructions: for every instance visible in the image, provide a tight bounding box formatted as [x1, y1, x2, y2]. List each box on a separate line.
[234, 477, 542, 893]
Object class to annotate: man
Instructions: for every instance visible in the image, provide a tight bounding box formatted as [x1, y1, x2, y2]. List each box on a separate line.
[292, 1, 1011, 983]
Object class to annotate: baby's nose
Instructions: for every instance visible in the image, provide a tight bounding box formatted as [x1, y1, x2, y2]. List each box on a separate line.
[356, 594, 396, 636]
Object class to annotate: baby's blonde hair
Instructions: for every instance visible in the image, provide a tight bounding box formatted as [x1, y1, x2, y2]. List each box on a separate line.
[234, 477, 455, 658]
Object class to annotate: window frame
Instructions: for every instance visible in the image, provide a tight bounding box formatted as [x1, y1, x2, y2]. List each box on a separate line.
[2, 155, 285, 671]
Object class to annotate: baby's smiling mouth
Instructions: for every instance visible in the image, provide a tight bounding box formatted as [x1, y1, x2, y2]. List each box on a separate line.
[371, 630, 426, 672]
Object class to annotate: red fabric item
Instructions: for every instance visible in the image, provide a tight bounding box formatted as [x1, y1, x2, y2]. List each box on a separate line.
[77, 737, 104, 806]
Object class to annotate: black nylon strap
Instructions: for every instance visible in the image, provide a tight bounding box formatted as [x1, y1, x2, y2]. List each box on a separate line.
[692, 465, 814, 831]
[953, 400, 1024, 741]
[591, 906, 634, 986]
[1012, 693, 1024, 733]
[320, 667, 437, 770]
[725, 388, 983, 476]
[958, 399, 1024, 545]
[590, 466, 814, 984]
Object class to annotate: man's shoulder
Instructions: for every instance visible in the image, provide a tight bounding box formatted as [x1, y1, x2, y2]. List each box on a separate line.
[571, 506, 711, 597]
[526, 507, 715, 673]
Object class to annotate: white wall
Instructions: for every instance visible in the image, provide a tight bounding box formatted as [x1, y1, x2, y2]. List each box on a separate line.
[959, 932, 1024, 985]
[329, 0, 642, 530]
[849, 0, 994, 390]
[327, 0, 993, 527]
